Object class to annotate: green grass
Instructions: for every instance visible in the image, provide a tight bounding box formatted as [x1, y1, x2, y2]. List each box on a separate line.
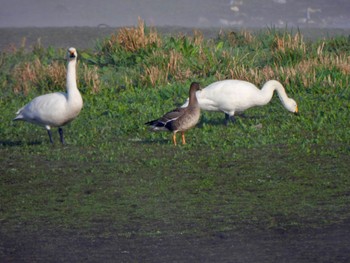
[0, 25, 349, 237]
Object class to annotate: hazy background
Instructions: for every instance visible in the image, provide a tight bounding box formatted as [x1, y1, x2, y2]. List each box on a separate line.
[1, 0, 350, 28]
[1, 0, 349, 50]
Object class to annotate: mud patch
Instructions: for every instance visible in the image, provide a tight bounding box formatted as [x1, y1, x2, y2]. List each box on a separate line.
[1, 220, 350, 262]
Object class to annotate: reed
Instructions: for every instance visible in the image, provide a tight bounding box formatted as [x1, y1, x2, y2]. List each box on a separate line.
[117, 17, 161, 52]
[12, 59, 100, 95]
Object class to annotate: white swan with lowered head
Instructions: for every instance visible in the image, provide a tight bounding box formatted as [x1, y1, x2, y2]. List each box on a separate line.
[13, 47, 83, 144]
[182, 79, 298, 125]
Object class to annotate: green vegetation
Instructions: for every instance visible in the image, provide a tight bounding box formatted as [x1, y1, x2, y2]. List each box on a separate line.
[0, 20, 349, 237]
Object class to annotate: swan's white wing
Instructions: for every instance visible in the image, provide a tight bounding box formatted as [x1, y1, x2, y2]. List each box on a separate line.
[15, 92, 68, 126]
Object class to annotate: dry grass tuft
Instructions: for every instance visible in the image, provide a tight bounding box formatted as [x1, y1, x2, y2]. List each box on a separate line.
[12, 58, 52, 94]
[47, 61, 66, 87]
[117, 17, 162, 52]
[273, 32, 306, 52]
[220, 30, 255, 47]
[228, 66, 277, 86]
[141, 50, 192, 87]
[166, 50, 184, 80]
[12, 59, 100, 95]
[240, 30, 255, 44]
[192, 29, 204, 47]
[141, 49, 193, 87]
[327, 54, 350, 74]
[142, 65, 163, 87]
[82, 64, 101, 94]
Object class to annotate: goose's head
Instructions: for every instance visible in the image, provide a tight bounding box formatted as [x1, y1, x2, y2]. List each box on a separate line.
[189, 82, 201, 101]
[189, 82, 201, 93]
[285, 98, 298, 114]
[67, 47, 78, 60]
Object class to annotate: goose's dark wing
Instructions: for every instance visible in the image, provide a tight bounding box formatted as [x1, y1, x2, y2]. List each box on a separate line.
[145, 107, 187, 130]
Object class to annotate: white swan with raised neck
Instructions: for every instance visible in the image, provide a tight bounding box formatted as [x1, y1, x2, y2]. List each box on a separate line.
[14, 47, 83, 144]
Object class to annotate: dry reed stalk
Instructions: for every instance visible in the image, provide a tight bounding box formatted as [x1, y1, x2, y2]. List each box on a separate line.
[274, 32, 306, 52]
[13, 59, 41, 94]
[47, 61, 66, 87]
[142, 65, 163, 87]
[167, 49, 193, 82]
[241, 30, 255, 44]
[166, 50, 184, 80]
[103, 34, 119, 52]
[321, 54, 350, 74]
[12, 56, 102, 95]
[229, 66, 250, 81]
[82, 64, 100, 93]
[141, 49, 193, 87]
[222, 30, 255, 47]
[192, 29, 204, 47]
[117, 17, 161, 52]
[227, 65, 277, 86]
[15, 59, 66, 94]
[317, 41, 325, 56]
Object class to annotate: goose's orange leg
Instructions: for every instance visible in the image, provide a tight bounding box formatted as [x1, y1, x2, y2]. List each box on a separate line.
[181, 132, 186, 145]
[172, 133, 177, 146]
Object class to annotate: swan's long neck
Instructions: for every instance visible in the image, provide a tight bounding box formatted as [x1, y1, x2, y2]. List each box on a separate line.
[260, 80, 289, 108]
[66, 59, 81, 105]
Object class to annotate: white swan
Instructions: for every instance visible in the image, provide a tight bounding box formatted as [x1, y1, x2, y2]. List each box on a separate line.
[182, 79, 298, 125]
[14, 47, 83, 144]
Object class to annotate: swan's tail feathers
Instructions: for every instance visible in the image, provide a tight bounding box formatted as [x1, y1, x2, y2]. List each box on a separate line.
[13, 114, 23, 121]
[13, 108, 24, 121]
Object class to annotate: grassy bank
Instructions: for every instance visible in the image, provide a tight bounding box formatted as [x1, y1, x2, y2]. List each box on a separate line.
[0, 20, 349, 237]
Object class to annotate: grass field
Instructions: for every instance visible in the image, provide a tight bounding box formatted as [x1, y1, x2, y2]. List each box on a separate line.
[0, 21, 350, 260]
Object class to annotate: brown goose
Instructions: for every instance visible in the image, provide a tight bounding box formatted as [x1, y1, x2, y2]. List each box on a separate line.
[146, 82, 201, 145]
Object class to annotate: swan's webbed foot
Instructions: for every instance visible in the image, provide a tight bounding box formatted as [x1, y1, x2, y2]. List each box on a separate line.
[58, 127, 65, 145]
[224, 113, 236, 126]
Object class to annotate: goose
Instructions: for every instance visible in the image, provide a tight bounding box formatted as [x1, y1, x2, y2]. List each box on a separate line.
[13, 47, 83, 144]
[182, 79, 298, 125]
[146, 82, 201, 145]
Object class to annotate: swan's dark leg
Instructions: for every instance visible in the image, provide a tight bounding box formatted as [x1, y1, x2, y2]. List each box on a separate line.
[58, 127, 65, 145]
[238, 113, 248, 119]
[47, 130, 54, 144]
[224, 113, 236, 126]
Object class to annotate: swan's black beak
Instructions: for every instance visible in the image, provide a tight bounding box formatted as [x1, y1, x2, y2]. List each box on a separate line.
[69, 52, 76, 58]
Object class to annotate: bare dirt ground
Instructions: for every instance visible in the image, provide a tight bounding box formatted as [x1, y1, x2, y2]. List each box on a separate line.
[1, 219, 350, 262]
